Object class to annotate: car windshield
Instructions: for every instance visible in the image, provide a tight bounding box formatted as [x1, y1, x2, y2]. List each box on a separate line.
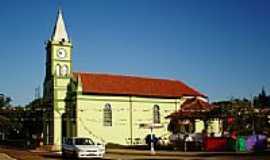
[75, 138, 94, 145]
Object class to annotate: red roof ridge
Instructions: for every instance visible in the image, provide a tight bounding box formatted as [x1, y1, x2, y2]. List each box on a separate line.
[73, 71, 181, 83]
[72, 71, 206, 98]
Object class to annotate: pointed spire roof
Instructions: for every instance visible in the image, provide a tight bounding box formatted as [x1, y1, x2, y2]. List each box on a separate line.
[51, 8, 69, 42]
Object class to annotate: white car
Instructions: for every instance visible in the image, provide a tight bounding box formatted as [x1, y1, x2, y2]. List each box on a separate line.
[62, 137, 105, 159]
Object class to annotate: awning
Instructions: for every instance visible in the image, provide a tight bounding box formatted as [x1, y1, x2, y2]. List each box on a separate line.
[166, 98, 219, 120]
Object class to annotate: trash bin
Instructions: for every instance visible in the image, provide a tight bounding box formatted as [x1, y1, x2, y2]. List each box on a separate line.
[255, 134, 267, 151]
[227, 138, 236, 151]
[236, 136, 246, 152]
[246, 135, 257, 151]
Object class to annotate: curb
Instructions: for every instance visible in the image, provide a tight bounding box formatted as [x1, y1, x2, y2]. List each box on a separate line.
[105, 149, 265, 157]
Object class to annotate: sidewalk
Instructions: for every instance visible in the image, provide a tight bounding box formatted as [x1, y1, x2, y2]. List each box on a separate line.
[0, 146, 43, 160]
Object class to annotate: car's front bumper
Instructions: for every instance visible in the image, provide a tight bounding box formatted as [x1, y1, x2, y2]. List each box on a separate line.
[78, 151, 104, 158]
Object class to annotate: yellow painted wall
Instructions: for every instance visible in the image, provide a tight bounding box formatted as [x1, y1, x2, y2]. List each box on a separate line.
[76, 95, 131, 144]
[195, 119, 222, 135]
[208, 119, 222, 135]
[195, 119, 204, 133]
[130, 97, 183, 145]
[71, 94, 187, 145]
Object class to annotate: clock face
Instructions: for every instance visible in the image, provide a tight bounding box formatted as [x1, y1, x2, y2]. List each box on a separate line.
[57, 48, 66, 58]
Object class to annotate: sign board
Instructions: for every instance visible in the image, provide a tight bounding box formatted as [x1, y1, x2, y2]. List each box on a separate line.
[139, 123, 163, 129]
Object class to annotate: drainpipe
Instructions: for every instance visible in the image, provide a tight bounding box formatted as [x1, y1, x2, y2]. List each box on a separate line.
[175, 99, 178, 111]
[129, 96, 133, 145]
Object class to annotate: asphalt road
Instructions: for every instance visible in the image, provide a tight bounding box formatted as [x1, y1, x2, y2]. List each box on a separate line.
[2, 151, 270, 160]
[1, 147, 270, 160]
[104, 154, 270, 160]
[41, 153, 270, 160]
[0, 153, 16, 160]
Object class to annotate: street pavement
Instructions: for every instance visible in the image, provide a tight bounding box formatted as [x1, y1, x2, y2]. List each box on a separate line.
[1, 147, 270, 160]
[0, 153, 16, 160]
[103, 149, 270, 160]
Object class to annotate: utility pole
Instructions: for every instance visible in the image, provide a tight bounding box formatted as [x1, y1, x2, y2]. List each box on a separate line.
[35, 86, 41, 99]
[250, 94, 255, 134]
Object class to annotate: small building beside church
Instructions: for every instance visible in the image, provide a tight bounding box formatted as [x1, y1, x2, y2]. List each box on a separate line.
[42, 9, 207, 150]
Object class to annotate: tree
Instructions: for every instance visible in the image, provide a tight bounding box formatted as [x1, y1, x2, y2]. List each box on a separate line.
[23, 98, 44, 148]
[0, 93, 12, 127]
[213, 98, 255, 135]
[213, 97, 270, 136]
[254, 87, 270, 108]
[0, 94, 12, 108]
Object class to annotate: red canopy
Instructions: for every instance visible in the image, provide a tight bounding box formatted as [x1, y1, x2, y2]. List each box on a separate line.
[166, 98, 218, 119]
[181, 98, 216, 112]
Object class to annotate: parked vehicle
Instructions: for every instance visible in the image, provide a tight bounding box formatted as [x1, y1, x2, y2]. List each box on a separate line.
[62, 137, 105, 159]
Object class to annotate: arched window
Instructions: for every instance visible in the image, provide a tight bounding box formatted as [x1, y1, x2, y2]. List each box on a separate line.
[103, 103, 112, 126]
[55, 64, 61, 76]
[153, 105, 160, 124]
[61, 64, 69, 76]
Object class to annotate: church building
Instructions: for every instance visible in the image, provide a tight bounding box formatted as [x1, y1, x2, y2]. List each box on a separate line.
[43, 9, 207, 150]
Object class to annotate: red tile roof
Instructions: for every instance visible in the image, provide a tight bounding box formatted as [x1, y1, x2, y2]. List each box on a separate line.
[166, 98, 217, 119]
[180, 98, 216, 112]
[73, 72, 205, 98]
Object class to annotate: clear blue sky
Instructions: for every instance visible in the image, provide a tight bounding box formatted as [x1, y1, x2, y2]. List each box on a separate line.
[0, 0, 269, 105]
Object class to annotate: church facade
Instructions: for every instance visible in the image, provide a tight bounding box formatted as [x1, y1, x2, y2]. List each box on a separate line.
[43, 10, 207, 150]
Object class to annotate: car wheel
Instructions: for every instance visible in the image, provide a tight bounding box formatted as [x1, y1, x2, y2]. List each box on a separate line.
[62, 150, 67, 158]
[72, 151, 78, 159]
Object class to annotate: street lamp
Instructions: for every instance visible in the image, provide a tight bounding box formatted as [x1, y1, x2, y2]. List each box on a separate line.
[140, 123, 163, 154]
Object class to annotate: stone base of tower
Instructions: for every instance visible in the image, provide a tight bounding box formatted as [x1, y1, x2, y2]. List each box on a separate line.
[41, 144, 62, 152]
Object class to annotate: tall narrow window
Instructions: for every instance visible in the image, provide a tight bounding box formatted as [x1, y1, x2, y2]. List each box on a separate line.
[103, 103, 112, 126]
[55, 64, 61, 76]
[153, 105, 160, 124]
[61, 64, 69, 76]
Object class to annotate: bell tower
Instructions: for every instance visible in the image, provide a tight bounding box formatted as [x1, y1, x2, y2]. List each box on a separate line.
[43, 8, 72, 150]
